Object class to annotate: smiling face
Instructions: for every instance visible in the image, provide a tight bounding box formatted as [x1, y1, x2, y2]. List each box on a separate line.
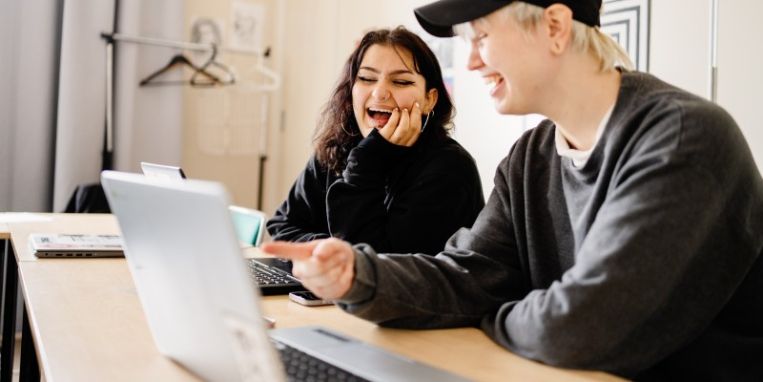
[352, 44, 437, 137]
[466, 10, 556, 115]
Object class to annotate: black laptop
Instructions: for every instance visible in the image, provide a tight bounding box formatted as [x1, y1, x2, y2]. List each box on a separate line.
[248, 257, 302, 295]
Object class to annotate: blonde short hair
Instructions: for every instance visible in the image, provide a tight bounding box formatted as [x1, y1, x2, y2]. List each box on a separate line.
[457, 2, 634, 71]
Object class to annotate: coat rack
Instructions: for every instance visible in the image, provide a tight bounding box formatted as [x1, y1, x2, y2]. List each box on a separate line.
[101, 32, 271, 57]
[100, 32, 281, 210]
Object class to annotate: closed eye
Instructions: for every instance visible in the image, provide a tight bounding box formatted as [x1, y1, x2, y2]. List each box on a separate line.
[357, 76, 376, 83]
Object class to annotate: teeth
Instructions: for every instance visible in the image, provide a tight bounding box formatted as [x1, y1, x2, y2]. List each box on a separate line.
[483, 74, 502, 87]
[368, 107, 393, 114]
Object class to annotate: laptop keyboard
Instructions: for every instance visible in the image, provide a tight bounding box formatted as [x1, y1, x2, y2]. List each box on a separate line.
[273, 340, 369, 382]
[247, 259, 298, 286]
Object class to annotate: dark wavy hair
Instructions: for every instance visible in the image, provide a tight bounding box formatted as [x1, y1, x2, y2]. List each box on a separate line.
[314, 26, 455, 175]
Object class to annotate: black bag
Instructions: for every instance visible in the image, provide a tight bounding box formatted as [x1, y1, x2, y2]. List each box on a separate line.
[64, 183, 111, 213]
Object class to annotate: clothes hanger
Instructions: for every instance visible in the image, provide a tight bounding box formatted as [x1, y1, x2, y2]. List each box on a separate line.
[190, 44, 235, 87]
[238, 47, 280, 92]
[253, 62, 280, 92]
[139, 52, 222, 87]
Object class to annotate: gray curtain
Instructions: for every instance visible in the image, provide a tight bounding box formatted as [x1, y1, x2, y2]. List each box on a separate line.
[0, 0, 62, 212]
[52, 0, 116, 211]
[1, 0, 190, 212]
[53, 0, 184, 211]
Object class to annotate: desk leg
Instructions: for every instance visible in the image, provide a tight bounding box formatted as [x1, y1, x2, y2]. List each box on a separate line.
[1, 240, 18, 382]
[19, 309, 39, 381]
[0, 240, 3, 333]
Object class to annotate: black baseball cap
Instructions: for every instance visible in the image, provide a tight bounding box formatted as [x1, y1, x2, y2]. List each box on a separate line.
[414, 0, 602, 37]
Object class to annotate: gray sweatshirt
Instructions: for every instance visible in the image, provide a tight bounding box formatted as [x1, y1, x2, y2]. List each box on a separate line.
[337, 71, 763, 380]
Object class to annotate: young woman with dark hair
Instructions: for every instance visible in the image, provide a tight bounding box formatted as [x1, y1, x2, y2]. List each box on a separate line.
[267, 26, 484, 255]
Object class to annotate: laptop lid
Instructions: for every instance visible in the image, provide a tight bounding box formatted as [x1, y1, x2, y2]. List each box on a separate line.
[101, 170, 284, 381]
[102, 170, 468, 382]
[139, 162, 269, 249]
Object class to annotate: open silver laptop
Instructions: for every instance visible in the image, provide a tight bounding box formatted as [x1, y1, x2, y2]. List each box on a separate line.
[139, 162, 302, 295]
[101, 171, 468, 382]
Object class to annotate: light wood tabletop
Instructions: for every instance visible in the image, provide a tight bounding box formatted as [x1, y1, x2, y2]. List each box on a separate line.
[11, 214, 624, 382]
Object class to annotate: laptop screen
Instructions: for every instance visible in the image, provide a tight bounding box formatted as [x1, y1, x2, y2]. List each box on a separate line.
[140, 162, 186, 179]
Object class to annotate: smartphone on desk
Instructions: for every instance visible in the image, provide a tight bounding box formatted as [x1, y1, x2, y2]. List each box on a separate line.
[288, 291, 333, 306]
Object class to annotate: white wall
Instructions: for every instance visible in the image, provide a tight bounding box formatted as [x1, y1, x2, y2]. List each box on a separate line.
[716, 0, 763, 168]
[277, 1, 339, 204]
[649, 0, 763, 170]
[649, 0, 713, 98]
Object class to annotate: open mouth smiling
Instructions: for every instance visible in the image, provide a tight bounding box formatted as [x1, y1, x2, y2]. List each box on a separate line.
[367, 107, 393, 128]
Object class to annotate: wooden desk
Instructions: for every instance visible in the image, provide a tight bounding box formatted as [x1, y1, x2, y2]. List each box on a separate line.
[0, 213, 118, 382]
[8, 214, 622, 381]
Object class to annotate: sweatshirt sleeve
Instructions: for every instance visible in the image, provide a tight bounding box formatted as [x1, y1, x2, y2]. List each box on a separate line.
[337, 155, 525, 327]
[266, 156, 331, 242]
[325, 130, 484, 254]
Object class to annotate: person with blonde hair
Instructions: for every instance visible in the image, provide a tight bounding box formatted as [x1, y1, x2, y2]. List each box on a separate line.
[264, 1, 763, 379]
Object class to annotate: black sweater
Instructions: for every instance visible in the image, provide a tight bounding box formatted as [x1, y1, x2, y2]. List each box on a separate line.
[267, 128, 484, 254]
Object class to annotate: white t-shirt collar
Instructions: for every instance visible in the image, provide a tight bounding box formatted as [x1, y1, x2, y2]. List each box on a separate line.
[554, 104, 614, 168]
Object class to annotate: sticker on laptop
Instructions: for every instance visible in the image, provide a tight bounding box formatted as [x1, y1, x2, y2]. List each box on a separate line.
[222, 311, 286, 382]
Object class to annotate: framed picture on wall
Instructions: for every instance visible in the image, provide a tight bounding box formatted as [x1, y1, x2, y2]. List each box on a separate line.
[601, 0, 650, 71]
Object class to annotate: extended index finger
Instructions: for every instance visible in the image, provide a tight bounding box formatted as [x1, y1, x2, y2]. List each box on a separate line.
[261, 240, 319, 261]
